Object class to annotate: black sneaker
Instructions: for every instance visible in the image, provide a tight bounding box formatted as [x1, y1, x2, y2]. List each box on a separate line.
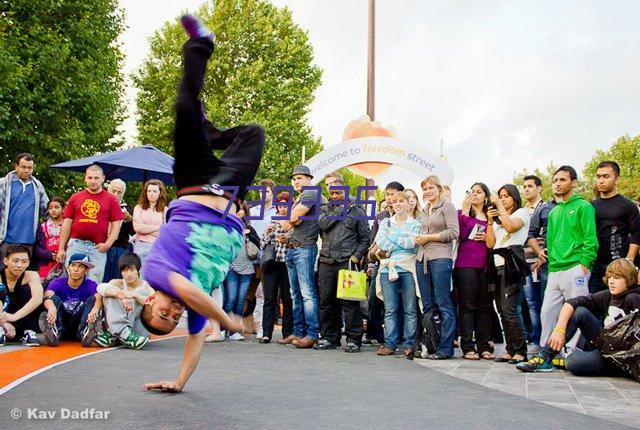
[313, 339, 338, 350]
[38, 311, 59, 346]
[344, 341, 361, 353]
[362, 338, 380, 346]
[81, 311, 102, 347]
[21, 330, 40, 347]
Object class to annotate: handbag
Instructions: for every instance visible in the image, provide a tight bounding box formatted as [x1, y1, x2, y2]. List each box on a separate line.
[367, 218, 392, 262]
[337, 261, 368, 301]
[245, 238, 260, 261]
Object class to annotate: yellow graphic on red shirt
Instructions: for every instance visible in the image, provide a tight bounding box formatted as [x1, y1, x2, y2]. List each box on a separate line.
[79, 199, 100, 224]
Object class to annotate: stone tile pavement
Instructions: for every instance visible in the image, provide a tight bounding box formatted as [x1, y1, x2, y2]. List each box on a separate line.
[415, 353, 640, 428]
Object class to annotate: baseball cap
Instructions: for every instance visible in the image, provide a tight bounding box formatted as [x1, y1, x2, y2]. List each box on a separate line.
[68, 253, 95, 269]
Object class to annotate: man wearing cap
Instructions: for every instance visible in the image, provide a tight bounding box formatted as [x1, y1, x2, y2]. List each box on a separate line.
[38, 253, 102, 346]
[280, 165, 322, 348]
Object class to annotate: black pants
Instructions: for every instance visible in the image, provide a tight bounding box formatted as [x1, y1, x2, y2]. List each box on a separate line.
[366, 266, 385, 342]
[318, 261, 364, 345]
[453, 267, 493, 354]
[174, 37, 264, 201]
[52, 295, 95, 341]
[494, 268, 527, 357]
[588, 261, 608, 294]
[261, 261, 293, 339]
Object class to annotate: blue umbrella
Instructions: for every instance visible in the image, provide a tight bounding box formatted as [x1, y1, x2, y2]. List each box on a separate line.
[50, 144, 174, 185]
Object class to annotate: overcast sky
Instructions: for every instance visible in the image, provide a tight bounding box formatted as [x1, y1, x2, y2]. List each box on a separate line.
[119, 0, 640, 203]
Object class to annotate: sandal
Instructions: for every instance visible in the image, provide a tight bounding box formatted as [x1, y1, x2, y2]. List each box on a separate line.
[508, 354, 526, 364]
[463, 351, 480, 360]
[494, 353, 512, 363]
[480, 351, 495, 360]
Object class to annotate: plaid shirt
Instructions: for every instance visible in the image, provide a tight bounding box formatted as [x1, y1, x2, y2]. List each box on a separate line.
[261, 222, 290, 262]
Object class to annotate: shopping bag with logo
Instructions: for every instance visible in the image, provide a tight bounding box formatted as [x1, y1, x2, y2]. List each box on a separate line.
[337, 261, 367, 301]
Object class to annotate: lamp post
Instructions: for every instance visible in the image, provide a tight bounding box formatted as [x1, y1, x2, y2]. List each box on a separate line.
[365, 0, 376, 198]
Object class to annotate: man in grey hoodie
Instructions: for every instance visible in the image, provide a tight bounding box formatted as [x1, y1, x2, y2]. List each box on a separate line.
[0, 153, 49, 262]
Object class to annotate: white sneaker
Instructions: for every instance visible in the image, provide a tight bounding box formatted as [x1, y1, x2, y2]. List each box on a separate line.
[229, 333, 245, 341]
[21, 330, 40, 347]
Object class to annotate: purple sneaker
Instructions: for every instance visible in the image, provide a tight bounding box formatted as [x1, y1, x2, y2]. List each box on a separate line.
[181, 14, 215, 42]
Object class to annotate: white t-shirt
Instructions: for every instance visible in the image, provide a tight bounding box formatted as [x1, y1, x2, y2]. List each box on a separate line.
[493, 208, 530, 266]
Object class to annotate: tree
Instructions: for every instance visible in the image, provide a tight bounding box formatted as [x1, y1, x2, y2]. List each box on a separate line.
[583, 134, 640, 201]
[134, 0, 323, 189]
[0, 0, 126, 197]
[513, 162, 560, 201]
[513, 162, 593, 201]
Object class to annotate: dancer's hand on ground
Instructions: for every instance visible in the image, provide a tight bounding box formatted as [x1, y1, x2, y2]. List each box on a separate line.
[144, 380, 183, 393]
[227, 313, 244, 334]
[87, 309, 99, 324]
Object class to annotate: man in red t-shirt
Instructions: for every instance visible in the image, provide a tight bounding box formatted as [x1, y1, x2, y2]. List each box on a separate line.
[57, 165, 124, 283]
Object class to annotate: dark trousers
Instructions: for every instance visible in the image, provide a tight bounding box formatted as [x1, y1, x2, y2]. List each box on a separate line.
[173, 37, 264, 201]
[318, 261, 364, 345]
[541, 306, 616, 376]
[453, 267, 493, 354]
[495, 268, 527, 356]
[51, 295, 95, 341]
[103, 246, 128, 283]
[261, 261, 293, 339]
[366, 266, 385, 342]
[588, 261, 608, 294]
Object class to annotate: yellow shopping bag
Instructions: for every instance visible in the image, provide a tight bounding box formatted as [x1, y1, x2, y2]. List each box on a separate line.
[337, 262, 367, 301]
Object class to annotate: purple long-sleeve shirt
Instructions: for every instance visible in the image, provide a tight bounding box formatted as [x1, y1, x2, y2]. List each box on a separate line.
[455, 211, 489, 269]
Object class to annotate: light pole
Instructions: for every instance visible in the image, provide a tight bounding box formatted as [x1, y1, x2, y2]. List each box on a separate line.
[365, 0, 376, 198]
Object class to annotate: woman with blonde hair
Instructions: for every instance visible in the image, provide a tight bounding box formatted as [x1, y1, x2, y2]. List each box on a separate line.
[404, 188, 421, 219]
[414, 175, 459, 359]
[133, 179, 168, 266]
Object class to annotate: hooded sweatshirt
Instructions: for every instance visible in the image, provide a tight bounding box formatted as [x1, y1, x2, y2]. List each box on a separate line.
[546, 194, 598, 273]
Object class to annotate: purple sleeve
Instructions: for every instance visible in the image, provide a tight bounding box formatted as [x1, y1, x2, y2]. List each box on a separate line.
[47, 278, 61, 294]
[457, 211, 473, 240]
[34, 224, 53, 263]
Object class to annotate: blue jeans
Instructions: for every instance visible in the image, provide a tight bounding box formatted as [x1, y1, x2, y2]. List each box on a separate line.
[523, 273, 542, 345]
[380, 271, 418, 349]
[416, 259, 455, 357]
[66, 238, 107, 284]
[539, 262, 548, 296]
[102, 246, 128, 283]
[222, 270, 253, 316]
[285, 246, 320, 339]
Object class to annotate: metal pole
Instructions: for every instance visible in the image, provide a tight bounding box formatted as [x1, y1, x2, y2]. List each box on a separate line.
[365, 0, 376, 199]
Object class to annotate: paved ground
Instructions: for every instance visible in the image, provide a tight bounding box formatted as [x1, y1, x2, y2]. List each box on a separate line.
[415, 348, 640, 428]
[0, 335, 635, 430]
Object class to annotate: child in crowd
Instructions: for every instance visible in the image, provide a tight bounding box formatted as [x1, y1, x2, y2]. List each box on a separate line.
[86, 253, 155, 349]
[517, 258, 640, 376]
[35, 197, 66, 280]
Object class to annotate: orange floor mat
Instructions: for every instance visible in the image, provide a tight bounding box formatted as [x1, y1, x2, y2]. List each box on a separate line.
[0, 329, 189, 392]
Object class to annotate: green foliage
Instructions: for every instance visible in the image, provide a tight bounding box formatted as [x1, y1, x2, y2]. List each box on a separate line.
[583, 134, 640, 201]
[0, 0, 126, 197]
[134, 0, 323, 189]
[513, 162, 560, 201]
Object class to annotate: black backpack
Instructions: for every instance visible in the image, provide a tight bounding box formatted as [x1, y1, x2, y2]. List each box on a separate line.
[414, 307, 442, 359]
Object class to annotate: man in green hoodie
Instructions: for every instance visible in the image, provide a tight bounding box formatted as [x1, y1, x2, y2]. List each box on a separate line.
[539, 165, 598, 351]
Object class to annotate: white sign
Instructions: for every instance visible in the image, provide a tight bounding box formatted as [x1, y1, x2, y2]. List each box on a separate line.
[304, 136, 454, 186]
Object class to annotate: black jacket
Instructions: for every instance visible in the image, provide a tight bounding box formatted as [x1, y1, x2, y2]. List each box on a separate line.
[567, 286, 640, 321]
[487, 245, 531, 289]
[318, 199, 370, 264]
